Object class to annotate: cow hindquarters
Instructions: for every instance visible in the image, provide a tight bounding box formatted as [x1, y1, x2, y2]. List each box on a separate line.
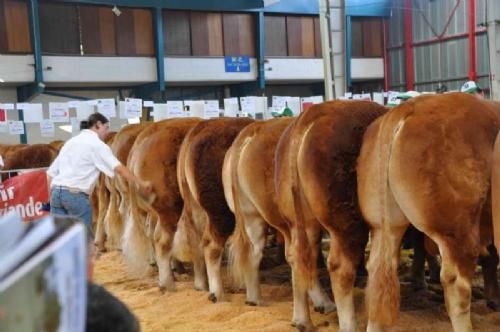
[492, 131, 500, 257]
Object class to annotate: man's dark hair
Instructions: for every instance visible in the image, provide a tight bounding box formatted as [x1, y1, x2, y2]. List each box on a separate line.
[80, 112, 109, 130]
[86, 282, 140, 332]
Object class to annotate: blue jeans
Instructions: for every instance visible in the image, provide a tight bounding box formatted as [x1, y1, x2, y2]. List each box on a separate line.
[50, 187, 92, 234]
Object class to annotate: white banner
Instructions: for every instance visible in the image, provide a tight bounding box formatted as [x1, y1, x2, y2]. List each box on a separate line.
[166, 101, 184, 119]
[203, 100, 220, 119]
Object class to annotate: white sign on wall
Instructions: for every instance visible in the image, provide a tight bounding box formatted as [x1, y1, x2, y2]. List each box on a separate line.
[8, 121, 24, 135]
[23, 104, 44, 123]
[166, 101, 184, 118]
[203, 100, 220, 119]
[40, 119, 55, 137]
[49, 103, 70, 123]
[124, 98, 142, 119]
[97, 99, 116, 118]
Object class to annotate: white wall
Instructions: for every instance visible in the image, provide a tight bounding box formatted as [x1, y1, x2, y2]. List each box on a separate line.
[43, 56, 156, 83]
[0, 55, 34, 83]
[351, 58, 385, 80]
[264, 58, 324, 82]
[165, 57, 258, 83]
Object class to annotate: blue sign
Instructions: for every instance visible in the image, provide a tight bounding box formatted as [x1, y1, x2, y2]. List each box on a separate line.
[225, 56, 251, 73]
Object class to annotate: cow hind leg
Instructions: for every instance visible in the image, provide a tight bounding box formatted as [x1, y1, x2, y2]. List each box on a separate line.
[480, 245, 500, 310]
[203, 235, 225, 302]
[436, 239, 476, 332]
[154, 221, 176, 292]
[193, 254, 208, 291]
[327, 234, 360, 332]
[242, 216, 267, 306]
[366, 225, 408, 332]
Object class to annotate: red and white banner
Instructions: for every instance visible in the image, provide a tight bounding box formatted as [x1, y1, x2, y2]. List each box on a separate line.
[0, 170, 49, 221]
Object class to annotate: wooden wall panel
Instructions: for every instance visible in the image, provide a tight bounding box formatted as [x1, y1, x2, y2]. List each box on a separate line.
[362, 18, 383, 57]
[80, 6, 101, 55]
[133, 9, 154, 56]
[163, 10, 191, 56]
[191, 12, 223, 56]
[39, 2, 79, 54]
[286, 16, 301, 56]
[287, 16, 315, 57]
[314, 17, 321, 57]
[115, 8, 136, 55]
[222, 13, 255, 57]
[4, 0, 31, 52]
[300, 17, 315, 57]
[99, 7, 116, 55]
[265, 15, 287, 56]
[351, 19, 363, 57]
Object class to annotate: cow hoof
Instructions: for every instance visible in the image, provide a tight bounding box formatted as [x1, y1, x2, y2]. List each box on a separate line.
[245, 301, 257, 306]
[412, 280, 428, 292]
[208, 293, 217, 303]
[159, 286, 166, 294]
[486, 299, 500, 311]
[313, 306, 325, 314]
[291, 322, 315, 332]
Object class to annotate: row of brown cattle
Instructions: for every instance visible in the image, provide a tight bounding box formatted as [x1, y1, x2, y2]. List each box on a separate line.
[93, 93, 500, 332]
[0, 141, 63, 175]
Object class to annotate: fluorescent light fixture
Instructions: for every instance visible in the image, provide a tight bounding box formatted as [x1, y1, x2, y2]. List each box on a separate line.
[59, 125, 72, 133]
[112, 5, 121, 16]
[0, 78, 5, 83]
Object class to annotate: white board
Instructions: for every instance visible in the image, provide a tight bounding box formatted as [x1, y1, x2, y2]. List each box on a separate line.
[40, 120, 55, 137]
[8, 121, 24, 135]
[22, 104, 44, 123]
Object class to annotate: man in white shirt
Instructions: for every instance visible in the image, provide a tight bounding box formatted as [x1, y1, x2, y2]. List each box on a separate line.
[47, 112, 152, 232]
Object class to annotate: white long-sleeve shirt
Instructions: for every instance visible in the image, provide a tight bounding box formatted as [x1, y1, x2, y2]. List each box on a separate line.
[47, 130, 121, 194]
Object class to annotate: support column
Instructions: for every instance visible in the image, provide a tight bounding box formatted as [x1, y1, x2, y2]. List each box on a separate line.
[468, 0, 477, 82]
[154, 7, 166, 95]
[257, 11, 265, 90]
[404, 0, 414, 91]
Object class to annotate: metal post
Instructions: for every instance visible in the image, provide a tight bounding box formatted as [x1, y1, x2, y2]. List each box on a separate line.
[28, 0, 43, 84]
[486, 0, 498, 99]
[404, 0, 414, 90]
[154, 7, 166, 94]
[319, 0, 336, 100]
[468, 0, 477, 82]
[383, 19, 390, 92]
[345, 15, 352, 91]
[257, 11, 266, 90]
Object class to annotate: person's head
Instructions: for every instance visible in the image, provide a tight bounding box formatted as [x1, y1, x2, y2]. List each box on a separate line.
[397, 90, 420, 104]
[80, 112, 110, 141]
[461, 81, 484, 98]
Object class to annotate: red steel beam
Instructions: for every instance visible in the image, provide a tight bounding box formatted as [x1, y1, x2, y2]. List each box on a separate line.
[405, 0, 414, 90]
[386, 29, 486, 51]
[468, 0, 477, 81]
[383, 19, 390, 92]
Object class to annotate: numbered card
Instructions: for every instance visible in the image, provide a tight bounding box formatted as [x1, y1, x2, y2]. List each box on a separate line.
[49, 103, 70, 123]
[166, 101, 184, 119]
[223, 98, 239, 117]
[125, 98, 142, 119]
[40, 119, 55, 137]
[0, 121, 8, 133]
[96, 99, 116, 118]
[8, 121, 24, 135]
[204, 100, 220, 119]
[240, 97, 257, 116]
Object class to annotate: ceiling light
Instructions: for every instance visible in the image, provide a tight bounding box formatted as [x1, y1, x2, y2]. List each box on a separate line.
[0, 78, 5, 83]
[112, 5, 121, 16]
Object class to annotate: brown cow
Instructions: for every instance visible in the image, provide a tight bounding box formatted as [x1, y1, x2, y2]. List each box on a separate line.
[122, 118, 202, 291]
[173, 117, 253, 301]
[95, 124, 149, 252]
[2, 144, 58, 171]
[357, 93, 499, 331]
[275, 100, 386, 331]
[223, 117, 335, 313]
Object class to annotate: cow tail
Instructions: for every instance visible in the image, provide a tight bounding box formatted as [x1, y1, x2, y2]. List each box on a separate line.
[492, 131, 500, 257]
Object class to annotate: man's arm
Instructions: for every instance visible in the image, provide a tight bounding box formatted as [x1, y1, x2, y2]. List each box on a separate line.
[114, 165, 152, 196]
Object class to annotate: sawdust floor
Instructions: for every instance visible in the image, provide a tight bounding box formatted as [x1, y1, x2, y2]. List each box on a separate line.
[93, 250, 500, 332]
